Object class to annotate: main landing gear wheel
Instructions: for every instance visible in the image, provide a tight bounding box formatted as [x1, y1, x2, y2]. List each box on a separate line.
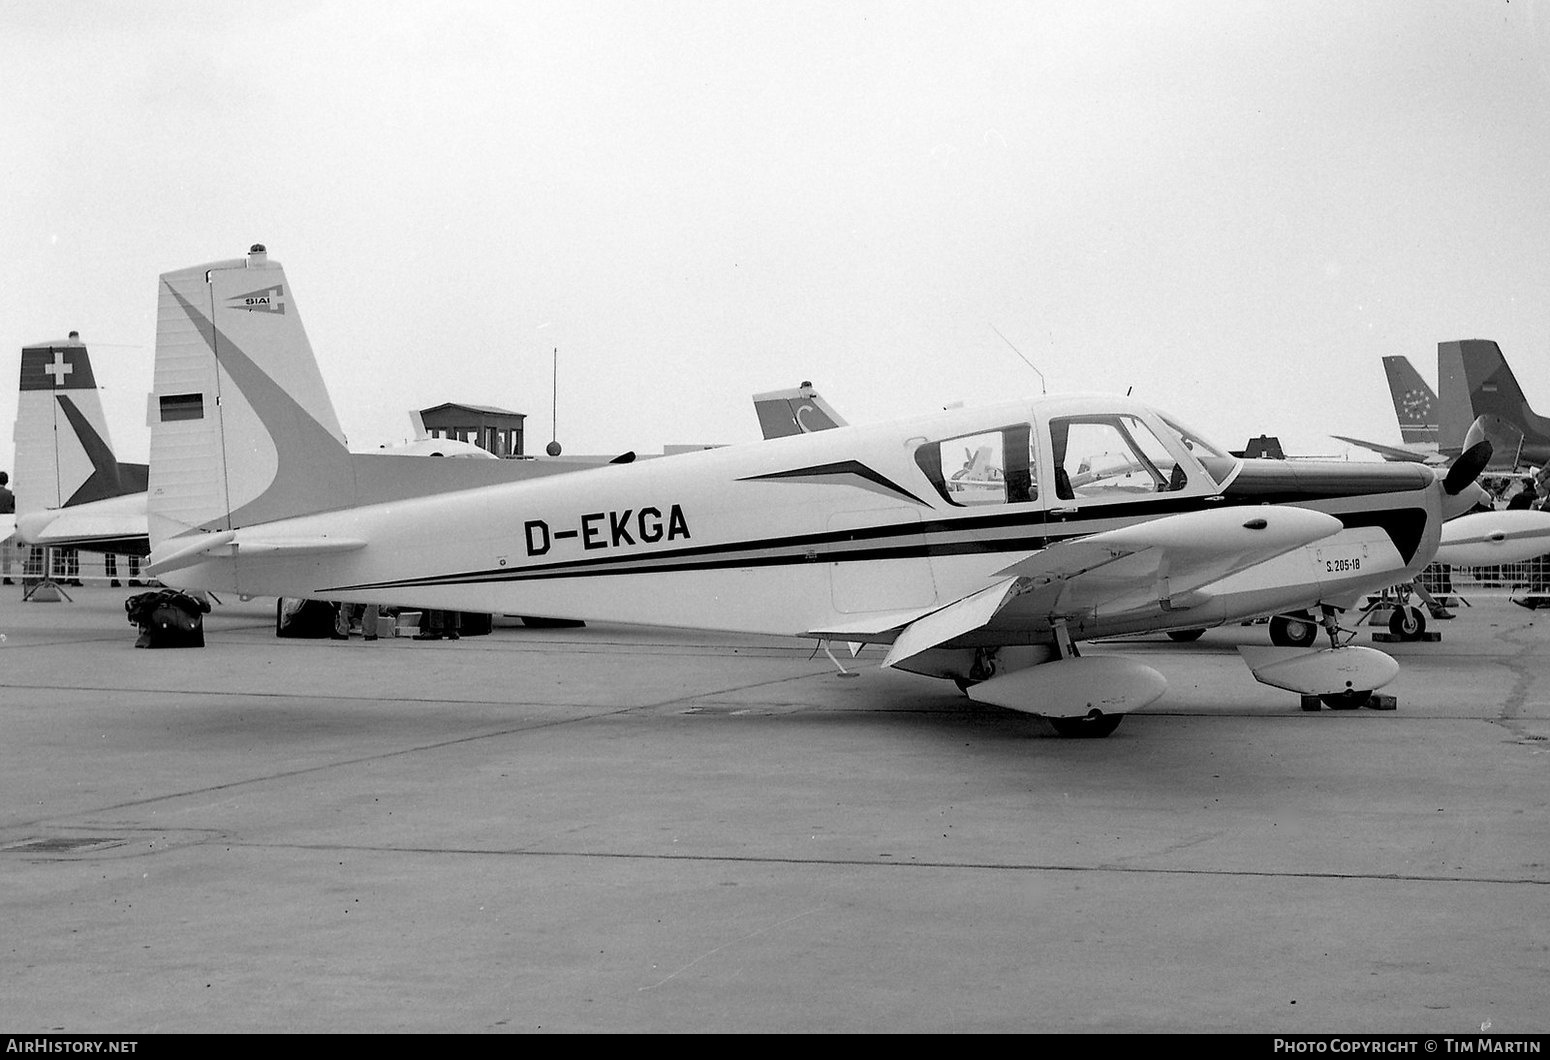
[1319, 689, 1373, 710]
[1166, 628, 1206, 642]
[1047, 709, 1124, 738]
[1269, 611, 1319, 648]
[1388, 605, 1427, 641]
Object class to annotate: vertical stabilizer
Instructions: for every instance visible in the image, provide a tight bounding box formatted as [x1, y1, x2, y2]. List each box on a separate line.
[148, 245, 354, 548]
[1380, 356, 1438, 447]
[1441, 339, 1550, 467]
[12, 332, 123, 517]
[1449, 339, 1550, 431]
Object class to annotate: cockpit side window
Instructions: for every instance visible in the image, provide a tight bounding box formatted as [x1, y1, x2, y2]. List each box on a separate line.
[915, 424, 1037, 507]
[1048, 415, 1188, 499]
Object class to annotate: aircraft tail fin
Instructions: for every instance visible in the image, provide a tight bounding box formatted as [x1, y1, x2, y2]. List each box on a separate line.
[1449, 339, 1549, 431]
[752, 382, 848, 439]
[11, 332, 140, 518]
[1438, 339, 1550, 466]
[1380, 356, 1438, 447]
[148, 244, 353, 549]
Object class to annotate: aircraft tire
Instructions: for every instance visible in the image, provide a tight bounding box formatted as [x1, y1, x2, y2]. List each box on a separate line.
[1388, 605, 1426, 641]
[1320, 689, 1372, 710]
[1166, 628, 1206, 642]
[1047, 710, 1124, 738]
[1269, 612, 1319, 648]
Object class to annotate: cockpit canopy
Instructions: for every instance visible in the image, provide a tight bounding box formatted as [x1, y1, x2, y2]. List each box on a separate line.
[912, 399, 1235, 508]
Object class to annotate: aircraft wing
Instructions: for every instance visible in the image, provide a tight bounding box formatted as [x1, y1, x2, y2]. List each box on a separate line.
[1330, 435, 1443, 465]
[873, 505, 1344, 670]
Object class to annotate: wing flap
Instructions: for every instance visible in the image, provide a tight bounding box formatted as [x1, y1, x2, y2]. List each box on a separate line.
[881, 577, 1019, 669]
[805, 605, 940, 642]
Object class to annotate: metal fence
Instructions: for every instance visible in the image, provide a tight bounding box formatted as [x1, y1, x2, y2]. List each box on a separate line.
[9, 544, 148, 587]
[1416, 557, 1550, 600]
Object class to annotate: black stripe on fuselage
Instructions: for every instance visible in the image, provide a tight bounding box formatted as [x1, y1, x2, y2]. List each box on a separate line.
[318, 472, 1432, 593]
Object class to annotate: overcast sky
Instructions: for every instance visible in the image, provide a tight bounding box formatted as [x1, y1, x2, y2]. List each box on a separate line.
[3, 0, 1548, 472]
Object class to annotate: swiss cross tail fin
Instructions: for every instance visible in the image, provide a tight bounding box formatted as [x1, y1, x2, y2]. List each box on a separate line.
[12, 333, 141, 516]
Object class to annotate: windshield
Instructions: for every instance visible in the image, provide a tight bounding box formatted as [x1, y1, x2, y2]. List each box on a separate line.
[1157, 414, 1235, 489]
[1157, 414, 1231, 461]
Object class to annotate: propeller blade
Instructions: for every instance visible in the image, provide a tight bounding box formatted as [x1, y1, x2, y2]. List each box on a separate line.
[1444, 439, 1493, 496]
[1462, 416, 1488, 453]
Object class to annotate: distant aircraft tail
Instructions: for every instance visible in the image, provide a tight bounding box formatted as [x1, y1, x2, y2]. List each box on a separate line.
[1440, 339, 1550, 470]
[12, 332, 147, 519]
[148, 244, 353, 549]
[1380, 356, 1439, 447]
[752, 382, 847, 439]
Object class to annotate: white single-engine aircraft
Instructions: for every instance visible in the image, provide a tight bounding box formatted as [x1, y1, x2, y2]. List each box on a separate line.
[146, 246, 1492, 737]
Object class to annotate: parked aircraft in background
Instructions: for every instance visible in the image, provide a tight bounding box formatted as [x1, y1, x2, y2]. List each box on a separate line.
[145, 246, 1491, 736]
[1446, 339, 1550, 472]
[12, 332, 152, 555]
[753, 382, 847, 439]
[1335, 340, 1550, 475]
[1332, 354, 1451, 465]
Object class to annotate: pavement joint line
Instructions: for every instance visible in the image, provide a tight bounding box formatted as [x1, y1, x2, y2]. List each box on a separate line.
[2, 679, 1534, 723]
[137, 840, 1550, 886]
[0, 666, 840, 708]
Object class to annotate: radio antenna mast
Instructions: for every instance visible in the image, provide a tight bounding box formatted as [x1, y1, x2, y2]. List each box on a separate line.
[990, 324, 1046, 395]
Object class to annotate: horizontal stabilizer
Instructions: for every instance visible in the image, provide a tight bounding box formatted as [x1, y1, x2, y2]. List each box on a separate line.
[147, 531, 365, 576]
[1330, 435, 1440, 464]
[16, 493, 148, 549]
[1238, 645, 1398, 696]
[965, 655, 1167, 717]
[228, 536, 368, 559]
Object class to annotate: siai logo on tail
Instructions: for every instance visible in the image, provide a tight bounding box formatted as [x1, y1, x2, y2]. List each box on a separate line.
[227, 284, 286, 314]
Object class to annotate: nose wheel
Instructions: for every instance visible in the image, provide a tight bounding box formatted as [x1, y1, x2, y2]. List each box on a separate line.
[1388, 604, 1427, 641]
